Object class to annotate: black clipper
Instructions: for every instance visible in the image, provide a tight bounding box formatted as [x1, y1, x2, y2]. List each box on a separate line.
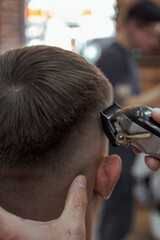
[101, 103, 160, 160]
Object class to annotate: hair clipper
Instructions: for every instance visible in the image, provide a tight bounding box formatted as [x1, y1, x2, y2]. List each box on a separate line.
[101, 103, 160, 160]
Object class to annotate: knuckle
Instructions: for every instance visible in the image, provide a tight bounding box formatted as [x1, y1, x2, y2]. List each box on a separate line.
[73, 197, 88, 211]
[66, 226, 85, 240]
[72, 226, 85, 240]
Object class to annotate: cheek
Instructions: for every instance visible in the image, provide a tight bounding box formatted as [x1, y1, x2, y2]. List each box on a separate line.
[134, 31, 147, 48]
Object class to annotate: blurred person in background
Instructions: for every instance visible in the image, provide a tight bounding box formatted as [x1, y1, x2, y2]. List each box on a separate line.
[96, 1, 160, 239]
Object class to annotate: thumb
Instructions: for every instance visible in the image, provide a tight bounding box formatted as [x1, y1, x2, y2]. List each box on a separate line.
[0, 207, 22, 239]
[61, 175, 88, 224]
[152, 108, 160, 124]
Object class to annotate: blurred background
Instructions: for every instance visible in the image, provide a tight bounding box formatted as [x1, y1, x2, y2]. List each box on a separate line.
[0, 0, 160, 239]
[0, 0, 159, 92]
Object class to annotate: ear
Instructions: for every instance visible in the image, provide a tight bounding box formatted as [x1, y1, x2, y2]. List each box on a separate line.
[94, 155, 122, 199]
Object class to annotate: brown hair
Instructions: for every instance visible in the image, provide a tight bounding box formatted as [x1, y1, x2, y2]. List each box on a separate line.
[0, 45, 112, 169]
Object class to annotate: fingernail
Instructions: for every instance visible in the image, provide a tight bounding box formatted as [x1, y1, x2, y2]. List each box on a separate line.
[76, 175, 87, 189]
[153, 108, 160, 115]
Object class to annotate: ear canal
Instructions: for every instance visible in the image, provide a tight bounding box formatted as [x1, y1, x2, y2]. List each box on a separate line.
[94, 155, 122, 199]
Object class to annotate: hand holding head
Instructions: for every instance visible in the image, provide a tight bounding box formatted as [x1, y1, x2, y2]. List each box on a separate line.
[0, 175, 88, 240]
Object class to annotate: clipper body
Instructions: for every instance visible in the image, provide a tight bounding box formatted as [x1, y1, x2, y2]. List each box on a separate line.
[101, 103, 160, 159]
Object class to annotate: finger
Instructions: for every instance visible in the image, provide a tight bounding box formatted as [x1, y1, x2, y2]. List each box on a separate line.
[0, 207, 21, 238]
[0, 206, 19, 224]
[152, 108, 160, 124]
[131, 145, 141, 154]
[61, 175, 88, 224]
[145, 156, 160, 171]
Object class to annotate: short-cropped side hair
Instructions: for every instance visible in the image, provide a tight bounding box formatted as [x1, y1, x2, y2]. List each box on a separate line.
[0, 46, 112, 168]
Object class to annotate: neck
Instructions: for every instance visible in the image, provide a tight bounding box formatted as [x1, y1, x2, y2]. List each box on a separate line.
[0, 168, 97, 240]
[0, 147, 102, 240]
[0, 173, 68, 221]
[117, 30, 134, 51]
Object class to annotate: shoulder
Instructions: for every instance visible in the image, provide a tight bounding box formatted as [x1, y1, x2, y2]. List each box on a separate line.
[96, 42, 129, 85]
[96, 42, 126, 71]
[104, 41, 124, 54]
[97, 42, 125, 66]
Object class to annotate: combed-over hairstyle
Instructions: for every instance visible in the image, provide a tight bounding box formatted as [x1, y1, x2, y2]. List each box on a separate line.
[0, 45, 112, 168]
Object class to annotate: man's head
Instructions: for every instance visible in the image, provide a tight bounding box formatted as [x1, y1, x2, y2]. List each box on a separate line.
[0, 46, 121, 237]
[124, 0, 160, 53]
[0, 45, 110, 168]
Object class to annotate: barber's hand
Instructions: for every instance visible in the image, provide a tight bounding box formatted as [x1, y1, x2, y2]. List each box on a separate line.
[132, 108, 160, 171]
[0, 175, 88, 240]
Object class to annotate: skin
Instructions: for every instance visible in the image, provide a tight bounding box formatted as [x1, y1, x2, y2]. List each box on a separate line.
[118, 21, 159, 54]
[0, 108, 159, 239]
[0, 175, 88, 240]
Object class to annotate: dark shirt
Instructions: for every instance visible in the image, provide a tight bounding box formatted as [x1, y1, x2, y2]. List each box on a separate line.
[96, 40, 141, 102]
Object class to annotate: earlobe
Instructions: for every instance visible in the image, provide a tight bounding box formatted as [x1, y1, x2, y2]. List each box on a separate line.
[94, 155, 122, 199]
